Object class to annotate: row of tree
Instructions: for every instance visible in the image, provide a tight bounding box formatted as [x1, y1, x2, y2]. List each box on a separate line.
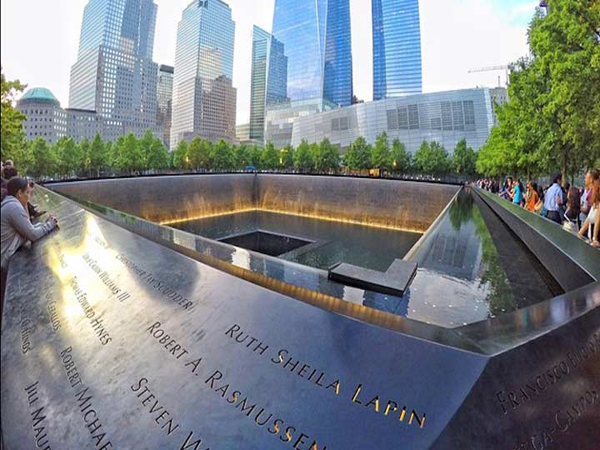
[344, 134, 477, 176]
[14, 131, 170, 179]
[477, 0, 600, 180]
[8, 130, 478, 179]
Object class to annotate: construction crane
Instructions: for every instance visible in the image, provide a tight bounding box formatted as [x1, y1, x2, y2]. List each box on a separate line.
[468, 65, 510, 87]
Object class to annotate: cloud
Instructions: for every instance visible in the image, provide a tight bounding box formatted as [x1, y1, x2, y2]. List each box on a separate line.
[420, 0, 530, 92]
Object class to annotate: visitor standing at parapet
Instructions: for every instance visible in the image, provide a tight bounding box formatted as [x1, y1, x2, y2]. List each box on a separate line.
[543, 173, 565, 224]
[1, 177, 58, 310]
[578, 178, 600, 248]
[580, 169, 599, 228]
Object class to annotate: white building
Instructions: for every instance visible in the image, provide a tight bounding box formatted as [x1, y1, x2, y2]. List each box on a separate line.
[288, 88, 504, 155]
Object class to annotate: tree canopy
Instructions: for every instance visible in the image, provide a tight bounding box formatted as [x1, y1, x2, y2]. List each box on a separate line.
[1, 69, 29, 170]
[414, 141, 451, 175]
[477, 0, 600, 180]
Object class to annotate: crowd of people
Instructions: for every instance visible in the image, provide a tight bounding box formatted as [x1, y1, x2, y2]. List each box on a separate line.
[477, 169, 600, 248]
[1, 160, 59, 314]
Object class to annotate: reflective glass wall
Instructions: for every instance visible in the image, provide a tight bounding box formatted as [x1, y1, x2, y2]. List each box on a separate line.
[373, 0, 422, 100]
[171, 0, 236, 149]
[271, 0, 352, 107]
[249, 26, 288, 143]
[323, 0, 353, 106]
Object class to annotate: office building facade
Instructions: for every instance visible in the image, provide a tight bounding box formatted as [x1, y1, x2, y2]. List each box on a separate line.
[249, 26, 287, 143]
[157, 64, 174, 149]
[68, 0, 160, 138]
[373, 0, 423, 100]
[290, 89, 501, 156]
[171, 0, 236, 149]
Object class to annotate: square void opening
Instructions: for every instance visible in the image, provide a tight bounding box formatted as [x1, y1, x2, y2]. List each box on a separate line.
[220, 230, 312, 257]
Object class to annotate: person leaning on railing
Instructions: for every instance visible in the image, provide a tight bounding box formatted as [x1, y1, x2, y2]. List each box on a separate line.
[578, 178, 600, 248]
[1, 177, 59, 312]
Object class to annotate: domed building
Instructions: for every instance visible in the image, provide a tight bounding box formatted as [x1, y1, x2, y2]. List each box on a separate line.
[17, 87, 105, 145]
[17, 88, 67, 144]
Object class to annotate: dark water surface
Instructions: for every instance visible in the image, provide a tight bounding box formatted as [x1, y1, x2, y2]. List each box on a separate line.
[169, 191, 563, 328]
[170, 210, 422, 272]
[405, 191, 564, 326]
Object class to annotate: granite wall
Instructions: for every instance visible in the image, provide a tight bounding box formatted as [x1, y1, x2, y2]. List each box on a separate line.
[51, 174, 460, 232]
[51, 174, 256, 224]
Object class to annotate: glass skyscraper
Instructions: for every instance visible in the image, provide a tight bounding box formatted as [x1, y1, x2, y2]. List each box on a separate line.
[372, 0, 423, 100]
[157, 65, 174, 149]
[171, 0, 236, 149]
[271, 0, 353, 108]
[249, 26, 288, 143]
[69, 0, 159, 138]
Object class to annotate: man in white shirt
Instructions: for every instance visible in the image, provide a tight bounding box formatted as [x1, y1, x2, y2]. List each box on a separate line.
[543, 173, 565, 224]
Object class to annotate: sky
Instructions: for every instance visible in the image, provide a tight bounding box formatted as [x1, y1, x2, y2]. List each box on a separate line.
[1, 0, 538, 126]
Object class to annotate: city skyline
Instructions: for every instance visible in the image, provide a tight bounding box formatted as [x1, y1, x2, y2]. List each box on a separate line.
[1, 0, 536, 125]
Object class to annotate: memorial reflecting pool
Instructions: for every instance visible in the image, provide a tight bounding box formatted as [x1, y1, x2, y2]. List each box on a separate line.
[170, 210, 422, 272]
[164, 190, 563, 328]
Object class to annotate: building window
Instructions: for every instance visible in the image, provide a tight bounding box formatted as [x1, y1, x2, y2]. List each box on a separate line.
[463, 101, 475, 131]
[452, 101, 464, 131]
[339, 117, 349, 131]
[398, 107, 408, 130]
[332, 118, 340, 131]
[387, 110, 398, 129]
[408, 105, 419, 130]
[441, 102, 453, 130]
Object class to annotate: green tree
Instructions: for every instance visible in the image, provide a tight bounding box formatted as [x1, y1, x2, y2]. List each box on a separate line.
[249, 145, 263, 168]
[346, 136, 371, 170]
[172, 140, 189, 171]
[117, 133, 144, 173]
[29, 137, 57, 179]
[343, 141, 358, 170]
[478, 2, 600, 180]
[371, 131, 391, 171]
[280, 145, 295, 170]
[104, 141, 114, 170]
[309, 143, 320, 171]
[234, 144, 250, 169]
[146, 138, 170, 171]
[294, 139, 313, 172]
[187, 136, 211, 169]
[89, 133, 108, 177]
[453, 139, 478, 177]
[414, 141, 451, 175]
[261, 142, 280, 170]
[55, 136, 82, 177]
[139, 129, 156, 168]
[1, 69, 27, 165]
[211, 139, 235, 170]
[79, 138, 91, 173]
[314, 138, 340, 172]
[528, 1, 600, 179]
[390, 139, 412, 173]
[111, 137, 124, 171]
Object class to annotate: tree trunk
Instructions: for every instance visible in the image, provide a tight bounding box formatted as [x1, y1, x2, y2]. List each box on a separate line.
[561, 150, 568, 187]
